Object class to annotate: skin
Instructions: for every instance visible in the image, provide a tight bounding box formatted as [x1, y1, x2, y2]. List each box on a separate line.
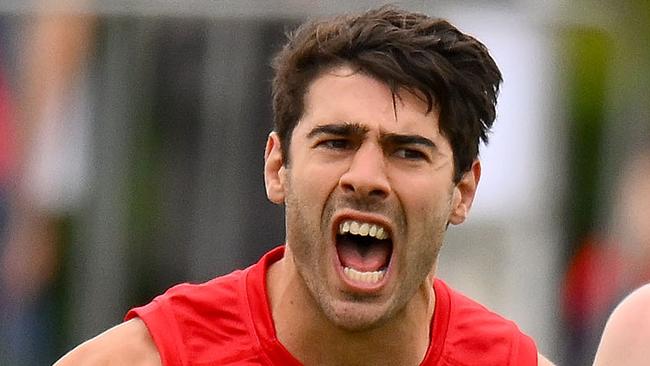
[593, 284, 650, 365]
[263, 66, 479, 365]
[53, 319, 161, 366]
[54, 66, 556, 365]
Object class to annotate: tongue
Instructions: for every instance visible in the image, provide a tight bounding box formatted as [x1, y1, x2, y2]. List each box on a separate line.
[336, 237, 391, 272]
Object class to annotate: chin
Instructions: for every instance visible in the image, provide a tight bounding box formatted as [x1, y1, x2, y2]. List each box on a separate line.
[321, 298, 395, 333]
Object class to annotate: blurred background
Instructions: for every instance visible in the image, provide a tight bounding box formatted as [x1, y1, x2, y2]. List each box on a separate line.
[0, 1, 648, 365]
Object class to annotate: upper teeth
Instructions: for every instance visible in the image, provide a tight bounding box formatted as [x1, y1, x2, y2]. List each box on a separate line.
[339, 220, 389, 240]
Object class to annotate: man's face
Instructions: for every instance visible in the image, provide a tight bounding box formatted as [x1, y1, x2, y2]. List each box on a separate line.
[265, 66, 478, 331]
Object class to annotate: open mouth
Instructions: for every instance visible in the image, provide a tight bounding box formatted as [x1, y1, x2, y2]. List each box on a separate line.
[335, 220, 393, 285]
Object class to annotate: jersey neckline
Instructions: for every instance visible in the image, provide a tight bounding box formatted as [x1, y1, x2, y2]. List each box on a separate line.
[243, 245, 451, 365]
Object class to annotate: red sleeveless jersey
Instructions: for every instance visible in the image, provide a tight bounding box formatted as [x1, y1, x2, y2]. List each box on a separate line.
[126, 246, 537, 365]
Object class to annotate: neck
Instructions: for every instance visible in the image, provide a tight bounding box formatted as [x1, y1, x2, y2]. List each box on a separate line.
[267, 254, 436, 366]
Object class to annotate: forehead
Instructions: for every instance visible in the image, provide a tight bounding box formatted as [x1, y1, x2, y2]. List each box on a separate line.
[298, 66, 441, 138]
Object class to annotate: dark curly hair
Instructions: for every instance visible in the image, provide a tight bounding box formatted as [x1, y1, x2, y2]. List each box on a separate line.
[272, 6, 502, 183]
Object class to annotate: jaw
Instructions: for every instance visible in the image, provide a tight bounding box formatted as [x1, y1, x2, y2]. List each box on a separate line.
[280, 205, 441, 336]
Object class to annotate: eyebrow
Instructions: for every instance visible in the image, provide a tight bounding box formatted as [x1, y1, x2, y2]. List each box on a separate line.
[380, 133, 436, 150]
[306, 122, 437, 150]
[306, 123, 369, 138]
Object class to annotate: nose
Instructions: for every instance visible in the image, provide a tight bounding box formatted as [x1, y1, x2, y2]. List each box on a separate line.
[339, 143, 391, 200]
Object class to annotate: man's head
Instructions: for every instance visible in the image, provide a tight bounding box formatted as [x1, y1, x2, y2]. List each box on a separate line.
[272, 6, 502, 183]
[263, 6, 502, 333]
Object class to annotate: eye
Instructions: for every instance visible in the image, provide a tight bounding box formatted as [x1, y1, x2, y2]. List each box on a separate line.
[393, 148, 428, 161]
[317, 139, 350, 150]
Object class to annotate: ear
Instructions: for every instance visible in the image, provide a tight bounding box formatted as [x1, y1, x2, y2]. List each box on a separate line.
[448, 159, 481, 225]
[264, 132, 286, 204]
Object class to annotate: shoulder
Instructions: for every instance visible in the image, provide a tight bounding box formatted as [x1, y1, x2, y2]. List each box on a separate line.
[593, 284, 650, 365]
[53, 318, 161, 366]
[444, 283, 526, 338]
[157, 270, 245, 309]
[538, 352, 556, 366]
[437, 281, 538, 364]
[129, 269, 246, 325]
[126, 270, 255, 365]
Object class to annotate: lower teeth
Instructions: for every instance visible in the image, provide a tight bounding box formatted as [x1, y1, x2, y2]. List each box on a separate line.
[343, 267, 385, 284]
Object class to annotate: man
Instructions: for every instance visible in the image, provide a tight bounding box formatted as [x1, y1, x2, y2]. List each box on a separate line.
[593, 284, 650, 365]
[55, 6, 554, 365]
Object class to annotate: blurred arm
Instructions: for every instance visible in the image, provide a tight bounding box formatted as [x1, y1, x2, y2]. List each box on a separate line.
[593, 284, 650, 365]
[1, 5, 96, 305]
[0, 6, 103, 365]
[18, 12, 96, 152]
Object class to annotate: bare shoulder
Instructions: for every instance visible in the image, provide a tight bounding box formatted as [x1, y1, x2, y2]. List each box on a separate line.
[593, 284, 650, 365]
[53, 318, 161, 366]
[538, 352, 556, 366]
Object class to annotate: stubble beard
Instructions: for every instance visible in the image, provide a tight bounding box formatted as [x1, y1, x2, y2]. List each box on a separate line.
[283, 176, 452, 333]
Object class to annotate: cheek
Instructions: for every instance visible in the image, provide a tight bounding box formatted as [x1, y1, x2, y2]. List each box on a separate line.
[286, 163, 342, 212]
[396, 176, 453, 213]
[298, 160, 346, 192]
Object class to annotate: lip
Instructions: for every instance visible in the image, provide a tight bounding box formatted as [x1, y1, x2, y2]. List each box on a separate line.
[330, 209, 395, 293]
